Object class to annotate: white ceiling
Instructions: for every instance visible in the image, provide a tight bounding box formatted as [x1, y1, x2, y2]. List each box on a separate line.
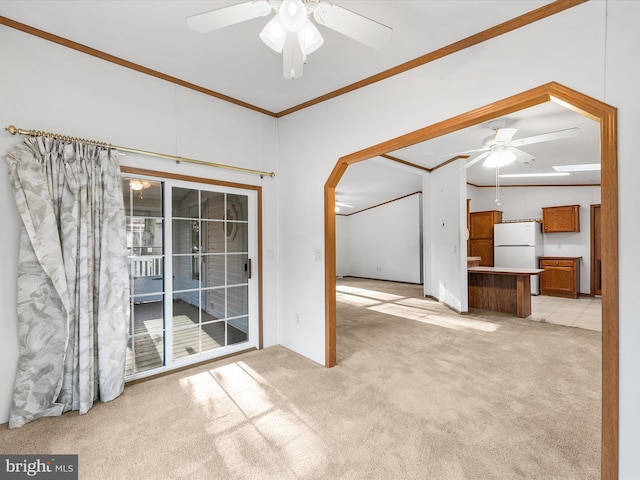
[0, 0, 553, 114]
[0, 1, 599, 213]
[337, 101, 601, 214]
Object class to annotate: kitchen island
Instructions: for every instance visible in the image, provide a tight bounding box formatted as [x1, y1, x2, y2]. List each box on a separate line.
[468, 266, 544, 318]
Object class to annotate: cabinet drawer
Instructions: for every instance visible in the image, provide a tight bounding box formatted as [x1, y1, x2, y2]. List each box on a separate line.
[541, 259, 575, 267]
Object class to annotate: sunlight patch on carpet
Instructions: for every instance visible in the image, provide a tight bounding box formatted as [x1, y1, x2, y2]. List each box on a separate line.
[336, 292, 381, 307]
[368, 303, 499, 332]
[178, 361, 330, 477]
[336, 285, 405, 301]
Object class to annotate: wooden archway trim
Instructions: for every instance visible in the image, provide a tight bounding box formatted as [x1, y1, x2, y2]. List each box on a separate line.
[324, 81, 618, 479]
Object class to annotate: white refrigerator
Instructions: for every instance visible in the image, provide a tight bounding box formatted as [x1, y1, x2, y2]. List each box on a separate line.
[494, 222, 543, 295]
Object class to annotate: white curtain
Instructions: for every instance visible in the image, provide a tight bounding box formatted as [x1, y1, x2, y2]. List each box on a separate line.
[6, 137, 129, 428]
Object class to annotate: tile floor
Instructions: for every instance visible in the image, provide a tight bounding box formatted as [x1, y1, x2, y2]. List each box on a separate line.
[529, 294, 602, 331]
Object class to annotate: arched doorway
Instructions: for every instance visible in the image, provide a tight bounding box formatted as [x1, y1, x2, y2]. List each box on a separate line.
[324, 82, 617, 478]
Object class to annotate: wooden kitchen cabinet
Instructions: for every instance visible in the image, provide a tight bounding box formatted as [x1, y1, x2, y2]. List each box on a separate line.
[542, 205, 580, 233]
[539, 256, 581, 298]
[469, 239, 495, 267]
[468, 210, 502, 266]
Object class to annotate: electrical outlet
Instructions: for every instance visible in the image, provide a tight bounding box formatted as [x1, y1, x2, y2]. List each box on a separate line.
[296, 313, 300, 324]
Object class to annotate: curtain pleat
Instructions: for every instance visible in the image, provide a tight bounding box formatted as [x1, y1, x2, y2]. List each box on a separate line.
[6, 137, 129, 428]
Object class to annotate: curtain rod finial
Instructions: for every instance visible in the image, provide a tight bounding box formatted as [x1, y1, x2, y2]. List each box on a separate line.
[6, 125, 18, 135]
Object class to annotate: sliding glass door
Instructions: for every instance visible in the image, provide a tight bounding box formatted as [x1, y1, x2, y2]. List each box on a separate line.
[123, 176, 258, 379]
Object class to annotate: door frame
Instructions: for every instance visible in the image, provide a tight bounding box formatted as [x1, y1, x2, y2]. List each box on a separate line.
[122, 166, 264, 352]
[323, 82, 618, 478]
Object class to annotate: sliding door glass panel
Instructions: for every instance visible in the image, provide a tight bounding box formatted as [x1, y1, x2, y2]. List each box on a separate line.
[203, 255, 225, 287]
[204, 220, 225, 253]
[202, 191, 225, 220]
[227, 194, 248, 221]
[133, 333, 164, 372]
[227, 254, 248, 285]
[174, 255, 199, 291]
[172, 187, 198, 218]
[228, 317, 248, 345]
[133, 298, 164, 335]
[173, 290, 201, 325]
[227, 223, 248, 253]
[173, 326, 200, 360]
[123, 177, 255, 379]
[228, 286, 248, 318]
[173, 290, 201, 360]
[201, 320, 226, 353]
[204, 288, 225, 320]
[123, 178, 165, 376]
[173, 219, 199, 255]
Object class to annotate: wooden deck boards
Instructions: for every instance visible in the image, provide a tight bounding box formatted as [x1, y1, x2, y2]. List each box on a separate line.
[126, 300, 248, 375]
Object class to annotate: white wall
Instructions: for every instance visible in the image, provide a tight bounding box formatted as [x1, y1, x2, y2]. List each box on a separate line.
[276, 2, 640, 476]
[0, 26, 279, 424]
[336, 193, 422, 283]
[335, 215, 350, 278]
[3, 1, 640, 476]
[469, 185, 601, 294]
[606, 4, 640, 478]
[428, 161, 466, 311]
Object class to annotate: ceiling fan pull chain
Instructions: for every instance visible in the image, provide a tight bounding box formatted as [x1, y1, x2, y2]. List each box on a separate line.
[495, 165, 501, 206]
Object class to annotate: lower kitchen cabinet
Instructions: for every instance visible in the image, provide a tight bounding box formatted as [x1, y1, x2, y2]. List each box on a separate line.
[539, 256, 581, 298]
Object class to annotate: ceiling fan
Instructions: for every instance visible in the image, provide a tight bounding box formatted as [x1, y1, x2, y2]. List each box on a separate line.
[456, 120, 581, 171]
[186, 0, 393, 79]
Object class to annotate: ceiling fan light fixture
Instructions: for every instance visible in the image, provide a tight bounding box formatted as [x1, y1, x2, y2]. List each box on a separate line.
[483, 147, 517, 168]
[260, 16, 287, 52]
[298, 19, 324, 55]
[278, 0, 307, 32]
[130, 179, 144, 191]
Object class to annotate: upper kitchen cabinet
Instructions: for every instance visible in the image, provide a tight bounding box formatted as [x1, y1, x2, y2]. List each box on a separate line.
[542, 205, 580, 233]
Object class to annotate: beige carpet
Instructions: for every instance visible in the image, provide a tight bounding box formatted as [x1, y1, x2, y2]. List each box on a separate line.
[0, 277, 601, 479]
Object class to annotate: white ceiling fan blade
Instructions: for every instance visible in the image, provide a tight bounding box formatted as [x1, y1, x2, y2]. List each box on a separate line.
[336, 201, 355, 208]
[283, 32, 304, 79]
[511, 147, 535, 164]
[313, 1, 392, 50]
[186, 1, 272, 33]
[494, 127, 517, 143]
[437, 146, 489, 159]
[457, 152, 491, 172]
[507, 127, 581, 147]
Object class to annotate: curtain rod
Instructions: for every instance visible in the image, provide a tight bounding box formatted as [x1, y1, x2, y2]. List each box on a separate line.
[5, 125, 275, 178]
